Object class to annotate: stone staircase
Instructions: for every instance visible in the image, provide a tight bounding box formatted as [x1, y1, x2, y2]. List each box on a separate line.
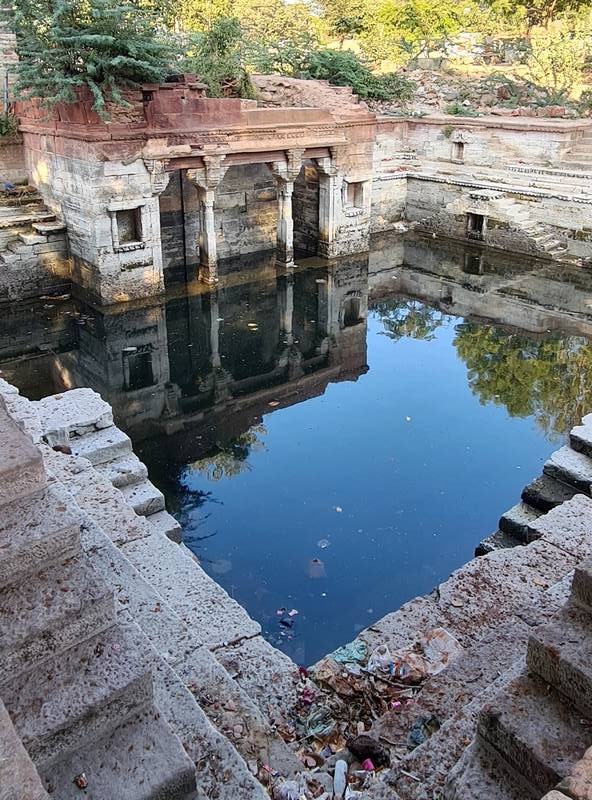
[0, 390, 197, 799]
[0, 382, 307, 799]
[0, 188, 70, 301]
[489, 196, 569, 259]
[444, 542, 592, 799]
[563, 129, 592, 166]
[478, 413, 592, 555]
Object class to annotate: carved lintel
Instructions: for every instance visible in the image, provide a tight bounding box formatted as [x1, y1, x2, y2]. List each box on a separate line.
[145, 158, 171, 195]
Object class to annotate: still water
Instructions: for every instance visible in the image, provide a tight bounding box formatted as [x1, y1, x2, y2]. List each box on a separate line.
[3, 234, 592, 664]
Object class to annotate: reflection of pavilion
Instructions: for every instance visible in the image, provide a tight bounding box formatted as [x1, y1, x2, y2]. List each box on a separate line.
[46, 255, 370, 456]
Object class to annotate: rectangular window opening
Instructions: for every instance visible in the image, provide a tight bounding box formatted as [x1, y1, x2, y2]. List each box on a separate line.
[123, 346, 154, 391]
[452, 141, 465, 162]
[466, 213, 485, 240]
[345, 181, 364, 209]
[116, 208, 142, 245]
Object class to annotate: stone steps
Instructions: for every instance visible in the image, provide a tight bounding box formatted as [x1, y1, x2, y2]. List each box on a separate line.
[570, 416, 592, 457]
[120, 478, 165, 517]
[95, 452, 148, 489]
[0, 698, 49, 800]
[147, 508, 182, 542]
[499, 502, 543, 542]
[67, 425, 133, 465]
[0, 484, 81, 589]
[4, 623, 153, 768]
[39, 707, 197, 800]
[443, 739, 538, 800]
[544, 445, 592, 494]
[475, 529, 522, 556]
[0, 553, 116, 678]
[521, 473, 578, 513]
[527, 601, 592, 718]
[477, 673, 592, 796]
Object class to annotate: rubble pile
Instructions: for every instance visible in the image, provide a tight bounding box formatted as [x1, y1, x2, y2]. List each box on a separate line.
[369, 68, 590, 119]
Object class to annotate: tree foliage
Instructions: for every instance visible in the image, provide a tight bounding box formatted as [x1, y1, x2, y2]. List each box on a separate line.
[181, 16, 254, 97]
[454, 323, 592, 438]
[13, 0, 172, 116]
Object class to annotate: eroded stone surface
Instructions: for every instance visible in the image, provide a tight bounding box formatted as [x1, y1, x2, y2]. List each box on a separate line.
[122, 532, 261, 646]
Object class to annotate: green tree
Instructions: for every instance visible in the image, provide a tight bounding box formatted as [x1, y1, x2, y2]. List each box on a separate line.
[181, 16, 254, 97]
[14, 0, 172, 117]
[526, 24, 590, 99]
[484, 0, 590, 33]
[374, 0, 471, 59]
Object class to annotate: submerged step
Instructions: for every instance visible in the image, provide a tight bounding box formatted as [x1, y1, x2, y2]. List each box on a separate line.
[4, 623, 152, 767]
[478, 673, 592, 796]
[527, 602, 592, 718]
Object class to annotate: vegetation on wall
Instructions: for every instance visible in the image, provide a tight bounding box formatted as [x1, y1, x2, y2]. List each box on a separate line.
[13, 0, 172, 116]
[11, 0, 592, 113]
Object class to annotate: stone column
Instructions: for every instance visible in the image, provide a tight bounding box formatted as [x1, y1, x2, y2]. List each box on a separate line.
[276, 179, 295, 264]
[271, 148, 304, 266]
[187, 154, 227, 285]
[199, 189, 217, 282]
[317, 156, 340, 259]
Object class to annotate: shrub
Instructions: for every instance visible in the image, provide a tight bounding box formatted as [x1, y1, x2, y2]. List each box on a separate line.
[301, 48, 415, 102]
[14, 0, 173, 118]
[181, 17, 254, 98]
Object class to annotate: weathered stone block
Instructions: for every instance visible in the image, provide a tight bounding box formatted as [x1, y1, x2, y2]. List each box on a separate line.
[527, 602, 592, 719]
[0, 400, 46, 508]
[33, 389, 113, 438]
[478, 674, 591, 795]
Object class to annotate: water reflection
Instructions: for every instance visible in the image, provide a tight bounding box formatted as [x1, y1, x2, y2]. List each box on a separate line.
[3, 234, 592, 662]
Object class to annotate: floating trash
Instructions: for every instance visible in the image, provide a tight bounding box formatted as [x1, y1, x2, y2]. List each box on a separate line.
[308, 558, 326, 579]
[317, 538, 331, 549]
[210, 558, 232, 575]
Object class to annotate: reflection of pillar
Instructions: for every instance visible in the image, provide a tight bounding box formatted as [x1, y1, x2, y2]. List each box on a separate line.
[208, 290, 232, 401]
[279, 273, 294, 346]
[187, 155, 227, 285]
[210, 292, 222, 369]
[276, 179, 294, 264]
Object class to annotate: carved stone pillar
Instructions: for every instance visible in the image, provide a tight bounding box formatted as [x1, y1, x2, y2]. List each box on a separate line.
[317, 156, 340, 259]
[271, 148, 304, 266]
[276, 179, 294, 264]
[187, 154, 227, 285]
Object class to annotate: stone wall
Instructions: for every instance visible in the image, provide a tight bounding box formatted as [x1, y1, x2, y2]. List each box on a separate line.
[0, 136, 26, 183]
[293, 162, 320, 255]
[24, 134, 165, 304]
[403, 116, 585, 166]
